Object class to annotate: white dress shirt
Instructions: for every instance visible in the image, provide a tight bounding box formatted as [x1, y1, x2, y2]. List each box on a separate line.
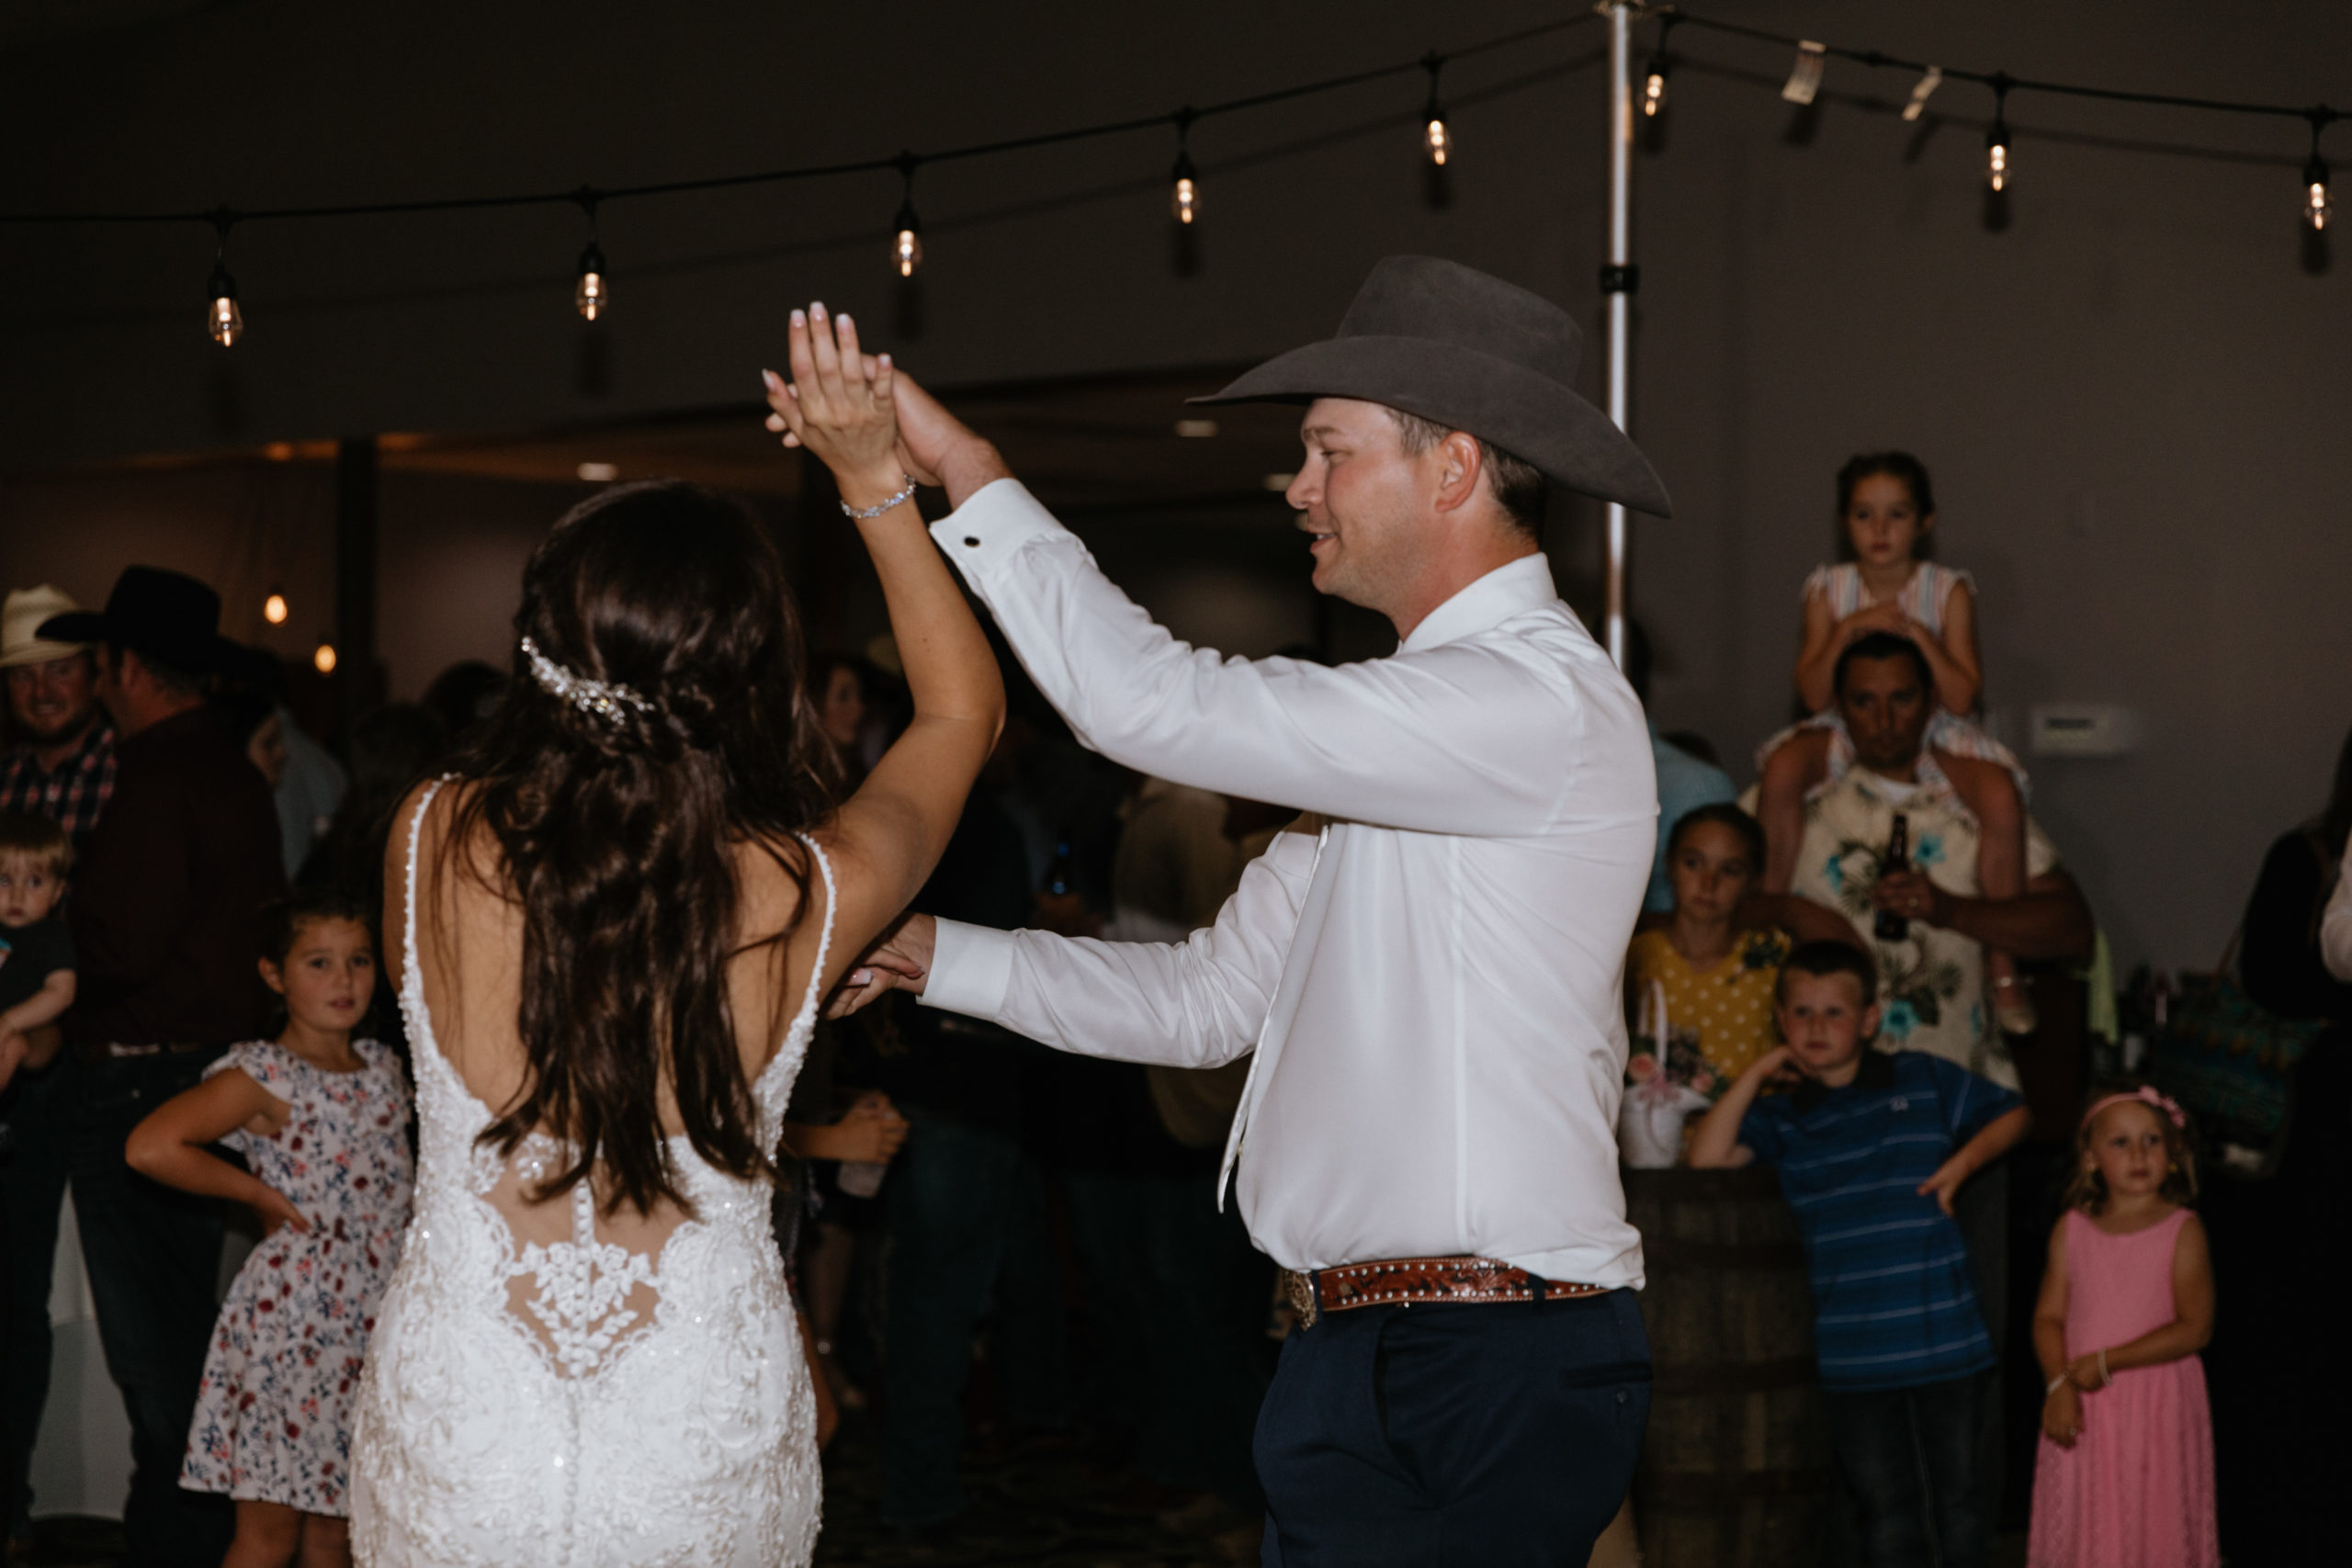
[2324, 839, 2352, 984]
[919, 480, 1656, 1288]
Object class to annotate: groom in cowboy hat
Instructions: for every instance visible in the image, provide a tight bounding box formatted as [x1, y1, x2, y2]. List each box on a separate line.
[819, 257, 1668, 1563]
[34, 566, 282, 1568]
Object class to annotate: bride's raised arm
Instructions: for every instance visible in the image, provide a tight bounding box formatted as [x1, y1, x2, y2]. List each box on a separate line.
[764, 302, 1003, 988]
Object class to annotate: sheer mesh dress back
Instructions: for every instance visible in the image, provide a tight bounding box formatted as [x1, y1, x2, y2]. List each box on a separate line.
[352, 779, 831, 1567]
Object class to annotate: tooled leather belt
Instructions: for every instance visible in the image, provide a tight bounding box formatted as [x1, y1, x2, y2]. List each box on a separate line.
[1281, 1256, 1607, 1329]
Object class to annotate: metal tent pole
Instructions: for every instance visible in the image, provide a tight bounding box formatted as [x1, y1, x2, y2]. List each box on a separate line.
[1600, 1, 1637, 670]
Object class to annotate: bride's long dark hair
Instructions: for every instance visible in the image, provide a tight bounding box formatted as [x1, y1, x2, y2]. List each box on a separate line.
[442, 479, 840, 1215]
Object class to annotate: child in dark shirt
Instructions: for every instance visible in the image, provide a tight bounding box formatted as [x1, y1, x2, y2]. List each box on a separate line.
[1690, 940, 2030, 1568]
[0, 811, 76, 1094]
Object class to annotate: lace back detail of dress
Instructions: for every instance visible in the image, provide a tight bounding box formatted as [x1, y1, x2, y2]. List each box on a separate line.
[397, 778, 838, 1383]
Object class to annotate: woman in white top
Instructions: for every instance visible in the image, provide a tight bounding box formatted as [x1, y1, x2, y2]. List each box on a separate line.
[350, 307, 998, 1568]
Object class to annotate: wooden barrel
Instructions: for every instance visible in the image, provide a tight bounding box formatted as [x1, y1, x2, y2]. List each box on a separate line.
[1624, 1166, 1836, 1568]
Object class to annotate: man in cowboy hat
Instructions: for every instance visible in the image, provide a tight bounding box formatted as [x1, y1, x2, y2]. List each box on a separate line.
[1, 586, 117, 850]
[819, 258, 1667, 1563]
[33, 567, 283, 1568]
[0, 584, 119, 1556]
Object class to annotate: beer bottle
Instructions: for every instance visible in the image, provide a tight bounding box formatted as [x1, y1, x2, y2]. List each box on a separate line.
[1874, 813, 1912, 941]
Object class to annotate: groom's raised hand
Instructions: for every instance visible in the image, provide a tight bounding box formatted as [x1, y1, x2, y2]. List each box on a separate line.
[887, 371, 1010, 508]
[825, 912, 939, 1019]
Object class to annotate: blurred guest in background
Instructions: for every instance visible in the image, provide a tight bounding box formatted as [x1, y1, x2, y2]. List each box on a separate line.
[418, 659, 505, 752]
[2200, 721, 2352, 1566]
[1623, 621, 1736, 915]
[36, 568, 286, 1568]
[1, 585, 118, 1557]
[1, 586, 116, 850]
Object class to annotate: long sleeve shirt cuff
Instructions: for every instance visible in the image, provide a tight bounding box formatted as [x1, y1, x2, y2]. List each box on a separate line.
[927, 478, 1066, 571]
[918, 919, 1017, 1021]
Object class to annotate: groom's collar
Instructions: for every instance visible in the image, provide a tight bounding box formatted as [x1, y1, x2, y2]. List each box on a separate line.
[1397, 553, 1559, 653]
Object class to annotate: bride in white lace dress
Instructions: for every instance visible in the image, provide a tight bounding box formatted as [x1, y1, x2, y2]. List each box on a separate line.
[350, 308, 1000, 1567]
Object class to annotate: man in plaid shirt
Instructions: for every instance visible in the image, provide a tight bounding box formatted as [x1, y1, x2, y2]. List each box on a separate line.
[1, 586, 116, 847]
[0, 584, 115, 1556]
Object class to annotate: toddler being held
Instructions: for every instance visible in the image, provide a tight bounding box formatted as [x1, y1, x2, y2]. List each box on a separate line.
[0, 811, 77, 1095]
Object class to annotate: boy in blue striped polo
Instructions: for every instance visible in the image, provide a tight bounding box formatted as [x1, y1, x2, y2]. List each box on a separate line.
[1689, 941, 2030, 1568]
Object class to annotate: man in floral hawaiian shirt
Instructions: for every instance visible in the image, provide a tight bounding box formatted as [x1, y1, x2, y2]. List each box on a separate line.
[1765, 633, 2093, 1088]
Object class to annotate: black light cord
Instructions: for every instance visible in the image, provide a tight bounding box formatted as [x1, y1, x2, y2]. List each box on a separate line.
[1658, 6, 2335, 126]
[0, 11, 1600, 228]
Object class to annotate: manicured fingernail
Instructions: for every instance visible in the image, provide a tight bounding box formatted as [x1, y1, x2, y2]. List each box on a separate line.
[878, 353, 891, 367]
[811, 300, 827, 317]
[762, 369, 782, 390]
[790, 309, 805, 326]
[838, 312, 853, 329]
[849, 968, 872, 986]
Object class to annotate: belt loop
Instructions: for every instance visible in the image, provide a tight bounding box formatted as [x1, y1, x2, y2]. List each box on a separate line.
[1532, 1276, 1548, 1309]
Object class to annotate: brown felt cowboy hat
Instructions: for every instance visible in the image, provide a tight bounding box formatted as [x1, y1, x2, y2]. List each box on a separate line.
[38, 565, 236, 676]
[1191, 255, 1672, 517]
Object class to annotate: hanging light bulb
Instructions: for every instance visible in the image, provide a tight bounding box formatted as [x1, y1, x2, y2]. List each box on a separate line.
[205, 209, 243, 346]
[1641, 17, 1677, 118]
[1421, 54, 1451, 165]
[1170, 108, 1200, 224]
[1985, 76, 2013, 193]
[571, 188, 607, 321]
[208, 265, 243, 347]
[890, 153, 923, 276]
[312, 640, 338, 676]
[262, 589, 288, 626]
[2304, 112, 2336, 231]
[573, 242, 608, 320]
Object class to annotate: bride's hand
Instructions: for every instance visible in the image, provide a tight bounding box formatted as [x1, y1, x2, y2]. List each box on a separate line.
[762, 303, 909, 507]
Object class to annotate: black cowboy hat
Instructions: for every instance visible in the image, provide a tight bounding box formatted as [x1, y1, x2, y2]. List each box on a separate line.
[39, 565, 235, 677]
[1191, 255, 1672, 516]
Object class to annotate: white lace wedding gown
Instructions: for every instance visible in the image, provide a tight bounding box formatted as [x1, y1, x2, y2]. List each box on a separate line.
[352, 783, 831, 1566]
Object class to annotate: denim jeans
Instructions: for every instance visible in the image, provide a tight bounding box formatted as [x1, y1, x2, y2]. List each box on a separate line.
[1822, 1371, 1993, 1568]
[1257, 1288, 1650, 1565]
[880, 1111, 1069, 1529]
[1, 1056, 74, 1541]
[67, 1053, 232, 1568]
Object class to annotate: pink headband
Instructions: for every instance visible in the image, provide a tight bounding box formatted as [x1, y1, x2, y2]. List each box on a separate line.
[2080, 1085, 2187, 1132]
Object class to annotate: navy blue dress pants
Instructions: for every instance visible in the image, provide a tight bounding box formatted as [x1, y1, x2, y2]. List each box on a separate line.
[1256, 1286, 1650, 1566]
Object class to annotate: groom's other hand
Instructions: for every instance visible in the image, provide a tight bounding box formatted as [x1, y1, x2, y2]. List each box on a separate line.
[825, 912, 938, 1018]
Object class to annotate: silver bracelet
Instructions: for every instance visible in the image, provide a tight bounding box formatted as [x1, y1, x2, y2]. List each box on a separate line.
[2045, 1372, 2068, 1395]
[840, 474, 920, 520]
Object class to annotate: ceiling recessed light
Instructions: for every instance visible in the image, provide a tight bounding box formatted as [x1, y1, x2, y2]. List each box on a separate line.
[1262, 472, 1297, 491]
[577, 461, 619, 482]
[1174, 419, 1218, 439]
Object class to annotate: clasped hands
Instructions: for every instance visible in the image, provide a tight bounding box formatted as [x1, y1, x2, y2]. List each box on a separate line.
[759, 300, 1001, 511]
[2040, 1351, 2113, 1448]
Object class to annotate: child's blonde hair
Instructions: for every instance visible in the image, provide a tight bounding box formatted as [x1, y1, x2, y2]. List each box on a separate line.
[0, 811, 72, 880]
[2064, 1082, 2198, 1213]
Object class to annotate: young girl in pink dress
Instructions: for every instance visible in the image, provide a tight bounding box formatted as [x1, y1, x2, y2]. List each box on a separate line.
[2028, 1086, 2218, 1568]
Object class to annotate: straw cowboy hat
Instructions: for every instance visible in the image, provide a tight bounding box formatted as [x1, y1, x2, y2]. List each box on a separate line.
[1192, 255, 1673, 517]
[38, 566, 235, 676]
[1, 585, 93, 670]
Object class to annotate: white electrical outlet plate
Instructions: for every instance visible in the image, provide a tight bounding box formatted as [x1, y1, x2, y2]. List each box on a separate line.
[2027, 703, 2139, 758]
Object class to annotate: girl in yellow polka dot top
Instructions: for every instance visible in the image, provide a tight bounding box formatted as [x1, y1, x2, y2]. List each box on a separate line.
[1626, 804, 1790, 1099]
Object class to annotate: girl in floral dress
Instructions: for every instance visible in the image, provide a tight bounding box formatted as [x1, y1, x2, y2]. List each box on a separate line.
[127, 888, 413, 1568]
